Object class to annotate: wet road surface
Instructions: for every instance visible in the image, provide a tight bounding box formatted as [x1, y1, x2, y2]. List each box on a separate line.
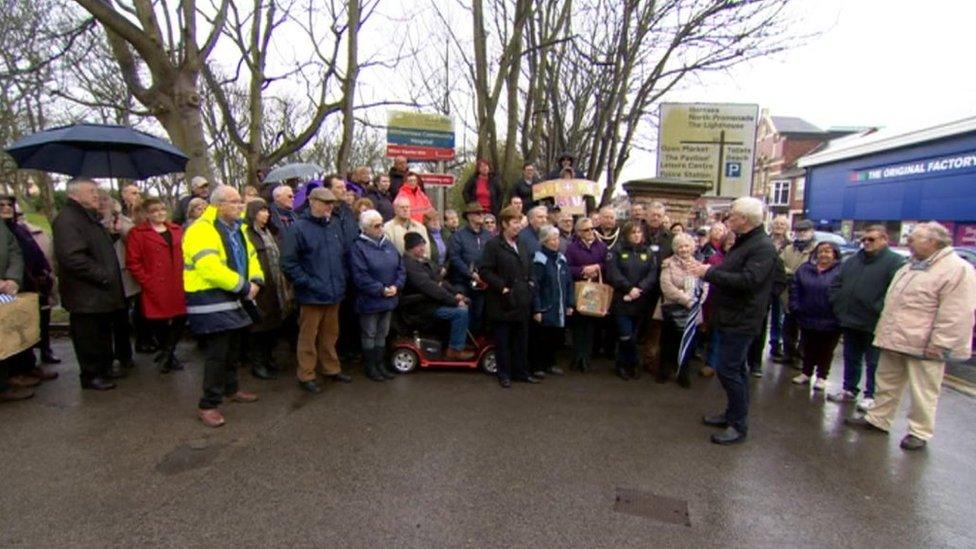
[1, 339, 975, 547]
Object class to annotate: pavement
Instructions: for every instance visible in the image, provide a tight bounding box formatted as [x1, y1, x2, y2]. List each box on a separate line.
[2, 338, 975, 548]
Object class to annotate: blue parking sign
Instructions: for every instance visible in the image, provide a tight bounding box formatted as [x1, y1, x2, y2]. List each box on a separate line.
[725, 162, 741, 178]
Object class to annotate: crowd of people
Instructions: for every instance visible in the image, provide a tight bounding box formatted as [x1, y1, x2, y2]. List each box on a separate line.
[1, 157, 973, 450]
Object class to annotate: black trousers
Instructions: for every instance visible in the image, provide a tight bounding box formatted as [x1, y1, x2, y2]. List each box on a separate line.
[199, 328, 244, 409]
[571, 315, 597, 367]
[111, 307, 133, 363]
[148, 316, 186, 359]
[533, 325, 564, 371]
[69, 312, 118, 381]
[38, 307, 53, 354]
[782, 311, 801, 361]
[747, 303, 771, 371]
[493, 320, 529, 381]
[801, 328, 841, 379]
[247, 328, 279, 370]
[336, 294, 361, 359]
[133, 297, 154, 348]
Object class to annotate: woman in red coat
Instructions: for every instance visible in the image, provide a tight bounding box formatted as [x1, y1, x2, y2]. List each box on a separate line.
[125, 197, 187, 373]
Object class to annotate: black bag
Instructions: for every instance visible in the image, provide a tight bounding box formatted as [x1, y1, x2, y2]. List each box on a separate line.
[661, 302, 692, 328]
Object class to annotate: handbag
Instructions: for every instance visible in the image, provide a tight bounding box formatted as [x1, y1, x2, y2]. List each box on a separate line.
[661, 302, 692, 328]
[574, 271, 613, 317]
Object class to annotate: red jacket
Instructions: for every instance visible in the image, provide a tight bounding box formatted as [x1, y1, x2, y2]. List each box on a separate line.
[125, 221, 187, 319]
[395, 184, 433, 223]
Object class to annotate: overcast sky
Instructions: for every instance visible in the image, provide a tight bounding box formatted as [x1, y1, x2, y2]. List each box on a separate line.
[618, 0, 976, 182]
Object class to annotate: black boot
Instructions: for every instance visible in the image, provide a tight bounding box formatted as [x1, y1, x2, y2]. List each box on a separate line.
[376, 347, 395, 380]
[364, 348, 385, 382]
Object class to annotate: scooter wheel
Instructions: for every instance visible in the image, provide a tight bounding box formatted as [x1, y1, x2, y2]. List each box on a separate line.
[479, 349, 498, 375]
[391, 348, 419, 373]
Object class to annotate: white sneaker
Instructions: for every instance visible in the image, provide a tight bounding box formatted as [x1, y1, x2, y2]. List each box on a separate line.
[857, 398, 876, 412]
[792, 373, 811, 385]
[813, 378, 828, 391]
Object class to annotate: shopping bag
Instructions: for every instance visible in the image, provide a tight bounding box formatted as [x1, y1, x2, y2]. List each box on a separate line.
[0, 292, 40, 361]
[574, 272, 613, 318]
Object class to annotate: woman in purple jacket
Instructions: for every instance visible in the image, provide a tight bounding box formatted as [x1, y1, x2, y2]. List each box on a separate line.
[790, 241, 842, 391]
[565, 216, 608, 372]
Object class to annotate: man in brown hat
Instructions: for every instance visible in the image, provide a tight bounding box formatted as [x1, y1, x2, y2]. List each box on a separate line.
[281, 186, 351, 394]
[449, 202, 492, 332]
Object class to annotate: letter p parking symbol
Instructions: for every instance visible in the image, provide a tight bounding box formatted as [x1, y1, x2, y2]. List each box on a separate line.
[725, 162, 741, 178]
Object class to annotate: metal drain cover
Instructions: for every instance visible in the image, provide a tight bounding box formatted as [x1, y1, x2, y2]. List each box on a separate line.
[613, 487, 691, 527]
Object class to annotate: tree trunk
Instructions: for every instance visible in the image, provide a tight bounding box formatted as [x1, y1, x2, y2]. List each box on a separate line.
[336, 0, 360, 175]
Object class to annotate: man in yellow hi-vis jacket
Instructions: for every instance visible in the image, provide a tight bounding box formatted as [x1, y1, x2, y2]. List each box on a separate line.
[183, 185, 264, 428]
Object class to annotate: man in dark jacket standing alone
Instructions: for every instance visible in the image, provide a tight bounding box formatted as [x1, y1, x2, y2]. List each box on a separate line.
[691, 197, 777, 445]
[827, 225, 905, 410]
[53, 178, 127, 391]
[281, 187, 350, 393]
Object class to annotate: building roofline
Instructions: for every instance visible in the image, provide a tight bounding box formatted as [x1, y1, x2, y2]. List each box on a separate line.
[798, 116, 976, 167]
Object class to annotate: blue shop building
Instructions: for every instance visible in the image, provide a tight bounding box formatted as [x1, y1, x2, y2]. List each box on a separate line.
[798, 117, 976, 245]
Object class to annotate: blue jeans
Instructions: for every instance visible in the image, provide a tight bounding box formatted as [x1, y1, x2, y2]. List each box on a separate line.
[713, 330, 754, 434]
[615, 315, 641, 370]
[769, 298, 783, 348]
[433, 306, 469, 350]
[842, 328, 879, 397]
[359, 311, 392, 350]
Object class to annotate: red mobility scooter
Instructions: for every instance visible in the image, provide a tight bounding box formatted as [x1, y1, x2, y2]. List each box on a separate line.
[387, 297, 497, 375]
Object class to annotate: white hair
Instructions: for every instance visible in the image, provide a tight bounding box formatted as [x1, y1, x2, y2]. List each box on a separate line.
[209, 185, 238, 205]
[672, 232, 696, 250]
[66, 177, 97, 197]
[359, 209, 383, 231]
[393, 196, 411, 207]
[730, 197, 764, 227]
[913, 221, 952, 248]
[539, 224, 560, 242]
[528, 205, 548, 218]
[272, 185, 292, 200]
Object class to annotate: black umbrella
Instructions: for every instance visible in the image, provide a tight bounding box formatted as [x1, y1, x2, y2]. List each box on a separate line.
[4, 123, 189, 179]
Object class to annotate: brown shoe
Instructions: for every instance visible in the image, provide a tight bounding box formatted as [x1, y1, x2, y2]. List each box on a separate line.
[1, 387, 35, 402]
[445, 349, 475, 360]
[8, 375, 41, 388]
[228, 390, 258, 403]
[197, 408, 226, 428]
[699, 366, 715, 378]
[30, 367, 59, 381]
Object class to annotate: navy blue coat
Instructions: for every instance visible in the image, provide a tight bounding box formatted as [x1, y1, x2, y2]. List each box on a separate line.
[532, 248, 574, 327]
[790, 261, 842, 331]
[332, 202, 360, 252]
[349, 234, 406, 314]
[448, 224, 490, 287]
[280, 212, 347, 305]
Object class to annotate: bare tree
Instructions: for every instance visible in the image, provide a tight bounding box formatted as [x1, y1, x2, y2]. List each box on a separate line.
[72, 0, 231, 180]
[523, 0, 799, 205]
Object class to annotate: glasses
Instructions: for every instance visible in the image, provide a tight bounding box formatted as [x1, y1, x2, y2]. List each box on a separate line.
[580, 227, 594, 233]
[371, 223, 383, 228]
[860, 237, 878, 243]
